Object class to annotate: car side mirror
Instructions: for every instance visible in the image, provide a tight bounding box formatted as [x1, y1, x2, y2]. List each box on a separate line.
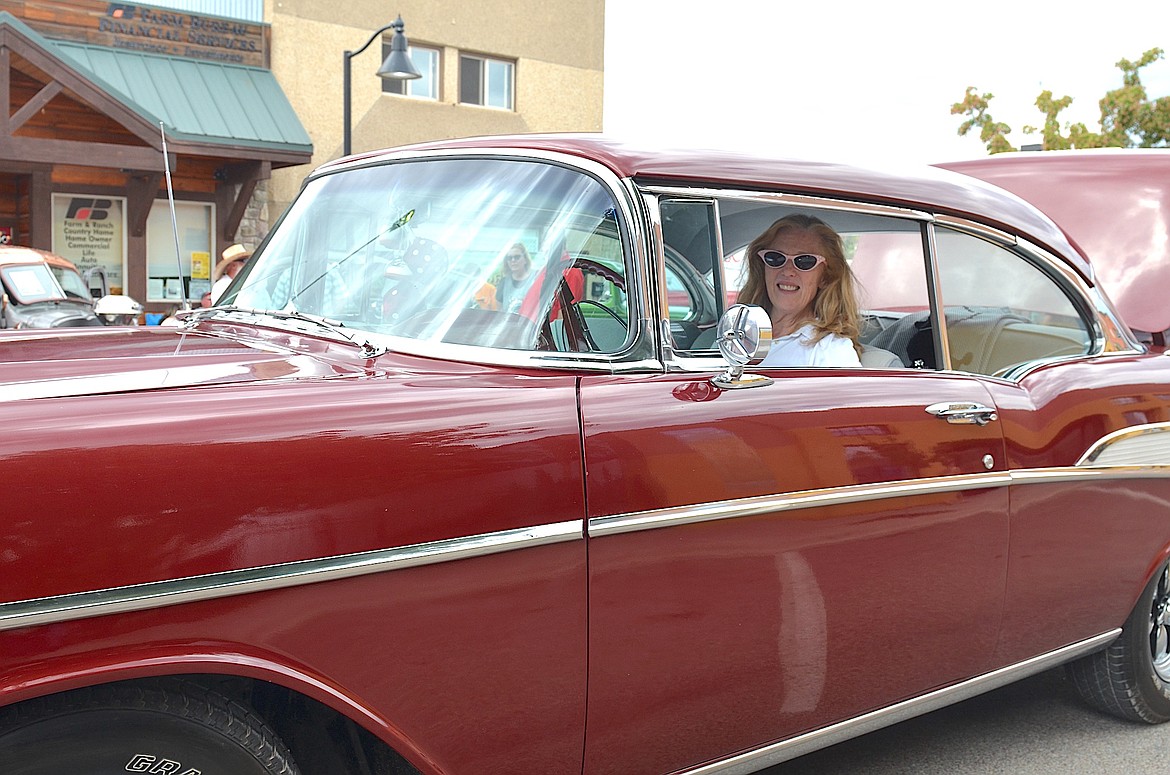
[710, 304, 774, 389]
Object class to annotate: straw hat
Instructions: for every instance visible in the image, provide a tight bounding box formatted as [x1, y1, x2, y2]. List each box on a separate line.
[213, 244, 251, 280]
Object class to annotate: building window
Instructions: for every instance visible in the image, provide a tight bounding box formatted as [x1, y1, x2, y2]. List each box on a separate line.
[459, 54, 514, 110]
[145, 200, 215, 304]
[382, 44, 439, 100]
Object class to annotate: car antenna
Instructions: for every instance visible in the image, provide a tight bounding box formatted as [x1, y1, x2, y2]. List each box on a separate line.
[160, 121, 190, 311]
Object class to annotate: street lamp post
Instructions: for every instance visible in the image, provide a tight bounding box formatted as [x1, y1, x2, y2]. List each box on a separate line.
[342, 15, 421, 157]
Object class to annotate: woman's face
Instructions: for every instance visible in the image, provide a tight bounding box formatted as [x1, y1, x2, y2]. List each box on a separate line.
[762, 228, 828, 328]
[505, 248, 529, 278]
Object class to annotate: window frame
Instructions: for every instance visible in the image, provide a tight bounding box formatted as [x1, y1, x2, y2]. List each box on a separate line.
[381, 43, 440, 100]
[145, 199, 215, 304]
[647, 186, 1113, 379]
[459, 52, 515, 110]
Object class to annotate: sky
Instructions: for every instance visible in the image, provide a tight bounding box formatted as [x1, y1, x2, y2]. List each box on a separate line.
[603, 1, 1170, 169]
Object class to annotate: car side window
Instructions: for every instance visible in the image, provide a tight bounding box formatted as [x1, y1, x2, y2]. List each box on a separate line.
[660, 200, 723, 351]
[701, 197, 935, 369]
[932, 227, 1092, 376]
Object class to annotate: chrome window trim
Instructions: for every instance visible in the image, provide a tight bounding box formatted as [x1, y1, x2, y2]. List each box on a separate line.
[0, 520, 583, 633]
[922, 221, 952, 370]
[644, 188, 936, 373]
[295, 148, 664, 372]
[932, 216, 1143, 361]
[637, 186, 938, 226]
[678, 630, 1119, 775]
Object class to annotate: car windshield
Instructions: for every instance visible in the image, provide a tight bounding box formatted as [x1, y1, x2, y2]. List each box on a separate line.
[0, 263, 69, 304]
[227, 156, 627, 351]
[50, 265, 93, 301]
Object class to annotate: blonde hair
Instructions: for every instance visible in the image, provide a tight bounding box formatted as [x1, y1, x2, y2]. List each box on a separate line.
[736, 213, 861, 350]
[506, 242, 532, 274]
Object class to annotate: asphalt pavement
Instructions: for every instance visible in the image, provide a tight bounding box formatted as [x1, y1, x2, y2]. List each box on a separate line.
[763, 668, 1170, 774]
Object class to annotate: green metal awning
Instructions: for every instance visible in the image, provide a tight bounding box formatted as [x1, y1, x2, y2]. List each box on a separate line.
[53, 40, 312, 156]
[0, 12, 311, 160]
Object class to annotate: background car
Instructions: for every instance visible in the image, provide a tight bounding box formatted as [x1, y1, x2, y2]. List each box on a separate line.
[0, 244, 103, 328]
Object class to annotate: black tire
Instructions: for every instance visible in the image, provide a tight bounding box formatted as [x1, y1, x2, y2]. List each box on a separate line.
[1066, 561, 1170, 723]
[0, 678, 300, 775]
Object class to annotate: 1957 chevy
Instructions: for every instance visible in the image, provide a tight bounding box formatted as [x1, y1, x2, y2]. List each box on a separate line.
[2, 137, 1169, 775]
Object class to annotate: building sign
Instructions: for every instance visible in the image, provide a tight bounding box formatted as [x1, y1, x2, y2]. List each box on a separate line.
[52, 194, 127, 295]
[1, 0, 269, 67]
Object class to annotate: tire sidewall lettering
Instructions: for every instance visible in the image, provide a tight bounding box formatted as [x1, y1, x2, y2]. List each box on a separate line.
[125, 753, 201, 774]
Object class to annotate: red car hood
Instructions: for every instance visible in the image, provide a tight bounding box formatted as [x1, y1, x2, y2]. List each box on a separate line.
[0, 326, 365, 401]
[937, 150, 1170, 335]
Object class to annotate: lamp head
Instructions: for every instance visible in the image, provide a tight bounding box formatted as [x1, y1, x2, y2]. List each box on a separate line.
[377, 16, 422, 80]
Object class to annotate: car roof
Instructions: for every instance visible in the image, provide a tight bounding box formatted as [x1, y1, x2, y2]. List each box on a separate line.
[937, 148, 1170, 334]
[0, 244, 79, 271]
[320, 133, 1092, 280]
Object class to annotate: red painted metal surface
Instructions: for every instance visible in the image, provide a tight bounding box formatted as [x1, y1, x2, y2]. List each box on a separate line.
[984, 355, 1170, 663]
[580, 370, 1009, 774]
[0, 543, 588, 775]
[0, 322, 588, 773]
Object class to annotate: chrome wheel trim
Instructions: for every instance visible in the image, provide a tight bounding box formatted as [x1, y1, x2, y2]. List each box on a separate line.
[1150, 564, 1170, 683]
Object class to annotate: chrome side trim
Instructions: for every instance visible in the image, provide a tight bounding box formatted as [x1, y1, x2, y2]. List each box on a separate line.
[0, 520, 583, 633]
[590, 459, 1170, 540]
[588, 473, 1012, 538]
[1013, 466, 1170, 484]
[679, 630, 1119, 775]
[1077, 421, 1170, 467]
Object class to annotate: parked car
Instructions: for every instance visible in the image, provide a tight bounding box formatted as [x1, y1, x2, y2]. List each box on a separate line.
[0, 245, 144, 329]
[2, 136, 1170, 775]
[0, 244, 103, 328]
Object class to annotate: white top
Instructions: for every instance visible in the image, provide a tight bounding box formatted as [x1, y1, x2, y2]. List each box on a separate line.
[758, 324, 861, 368]
[210, 274, 233, 304]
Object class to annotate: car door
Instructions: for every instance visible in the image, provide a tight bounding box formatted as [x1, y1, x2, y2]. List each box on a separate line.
[580, 196, 1010, 775]
[922, 224, 1170, 667]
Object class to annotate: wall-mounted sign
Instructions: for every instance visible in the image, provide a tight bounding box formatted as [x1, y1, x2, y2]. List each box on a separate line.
[51, 194, 127, 295]
[0, 0, 270, 68]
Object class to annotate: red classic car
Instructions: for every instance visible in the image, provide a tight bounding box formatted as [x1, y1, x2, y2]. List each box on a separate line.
[2, 136, 1169, 775]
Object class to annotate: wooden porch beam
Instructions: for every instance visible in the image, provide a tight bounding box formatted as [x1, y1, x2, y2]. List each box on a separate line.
[9, 80, 62, 132]
[0, 46, 9, 135]
[126, 172, 164, 238]
[28, 168, 51, 248]
[215, 160, 270, 243]
[0, 135, 170, 171]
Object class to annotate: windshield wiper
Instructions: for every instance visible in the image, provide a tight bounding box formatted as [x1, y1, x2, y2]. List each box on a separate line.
[177, 305, 388, 358]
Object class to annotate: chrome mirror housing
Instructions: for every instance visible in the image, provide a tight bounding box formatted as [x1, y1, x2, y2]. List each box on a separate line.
[710, 304, 773, 389]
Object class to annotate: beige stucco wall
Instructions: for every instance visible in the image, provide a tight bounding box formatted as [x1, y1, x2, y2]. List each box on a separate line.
[263, 0, 605, 225]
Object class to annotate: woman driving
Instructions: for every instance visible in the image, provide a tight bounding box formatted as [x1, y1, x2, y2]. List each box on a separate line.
[737, 213, 862, 367]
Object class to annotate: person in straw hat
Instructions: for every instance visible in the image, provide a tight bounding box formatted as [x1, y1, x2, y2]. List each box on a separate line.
[210, 243, 251, 305]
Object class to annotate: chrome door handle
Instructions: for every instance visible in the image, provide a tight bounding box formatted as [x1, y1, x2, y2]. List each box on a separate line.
[925, 401, 999, 426]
